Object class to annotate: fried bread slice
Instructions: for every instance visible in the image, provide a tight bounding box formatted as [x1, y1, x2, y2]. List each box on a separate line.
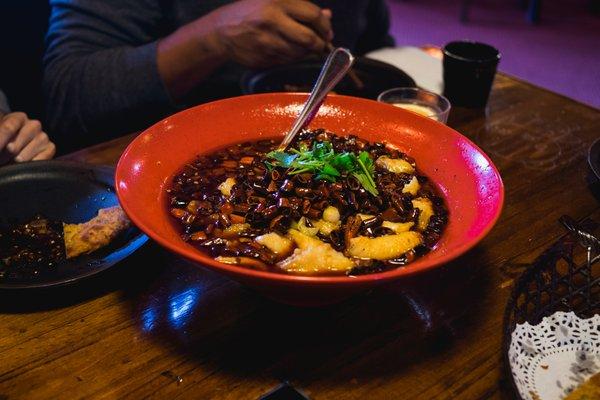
[63, 206, 130, 259]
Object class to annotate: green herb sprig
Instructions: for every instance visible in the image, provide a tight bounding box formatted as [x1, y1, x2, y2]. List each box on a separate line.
[266, 141, 379, 196]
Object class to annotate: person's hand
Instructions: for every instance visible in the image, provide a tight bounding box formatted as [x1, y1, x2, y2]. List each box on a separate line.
[210, 0, 333, 68]
[157, 0, 333, 99]
[0, 112, 56, 165]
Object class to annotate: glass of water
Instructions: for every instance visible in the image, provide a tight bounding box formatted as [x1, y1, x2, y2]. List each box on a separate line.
[377, 87, 451, 124]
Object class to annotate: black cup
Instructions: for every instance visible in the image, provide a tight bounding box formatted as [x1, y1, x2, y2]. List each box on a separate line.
[443, 41, 501, 108]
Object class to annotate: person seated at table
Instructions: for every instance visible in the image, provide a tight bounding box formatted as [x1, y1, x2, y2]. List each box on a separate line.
[0, 89, 56, 165]
[43, 0, 394, 151]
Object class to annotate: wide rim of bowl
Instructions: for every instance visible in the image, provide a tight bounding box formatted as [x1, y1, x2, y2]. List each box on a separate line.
[116, 93, 505, 286]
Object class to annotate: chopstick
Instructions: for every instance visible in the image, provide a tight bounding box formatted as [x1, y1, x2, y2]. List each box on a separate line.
[325, 43, 365, 90]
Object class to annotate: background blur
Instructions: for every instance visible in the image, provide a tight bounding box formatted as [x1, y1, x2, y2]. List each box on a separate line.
[0, 0, 598, 123]
[387, 0, 600, 108]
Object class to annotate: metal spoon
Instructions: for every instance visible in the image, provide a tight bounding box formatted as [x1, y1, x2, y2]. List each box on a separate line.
[325, 43, 364, 90]
[277, 47, 355, 152]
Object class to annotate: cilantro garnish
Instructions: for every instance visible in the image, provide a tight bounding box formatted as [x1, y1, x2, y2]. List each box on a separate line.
[266, 141, 379, 196]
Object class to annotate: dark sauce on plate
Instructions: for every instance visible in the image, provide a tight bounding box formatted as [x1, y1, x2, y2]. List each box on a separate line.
[0, 216, 65, 278]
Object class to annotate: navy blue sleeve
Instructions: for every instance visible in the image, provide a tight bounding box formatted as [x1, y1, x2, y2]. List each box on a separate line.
[0, 89, 9, 115]
[43, 0, 175, 150]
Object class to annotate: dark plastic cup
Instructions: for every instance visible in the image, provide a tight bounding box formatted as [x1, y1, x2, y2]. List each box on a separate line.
[443, 41, 501, 108]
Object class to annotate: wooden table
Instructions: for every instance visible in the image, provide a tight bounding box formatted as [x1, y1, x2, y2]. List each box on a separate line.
[1, 73, 599, 400]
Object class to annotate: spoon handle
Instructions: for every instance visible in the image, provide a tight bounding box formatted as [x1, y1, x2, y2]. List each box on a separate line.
[277, 47, 355, 152]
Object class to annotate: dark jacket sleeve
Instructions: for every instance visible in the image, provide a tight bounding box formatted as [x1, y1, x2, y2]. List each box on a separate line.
[0, 89, 10, 115]
[43, 0, 175, 150]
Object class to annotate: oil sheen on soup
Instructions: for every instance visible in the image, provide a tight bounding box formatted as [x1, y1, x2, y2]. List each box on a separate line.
[166, 129, 447, 276]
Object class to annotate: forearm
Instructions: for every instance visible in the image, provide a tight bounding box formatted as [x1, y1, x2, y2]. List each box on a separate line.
[158, 0, 333, 100]
[44, 0, 333, 148]
[45, 13, 228, 141]
[157, 12, 228, 101]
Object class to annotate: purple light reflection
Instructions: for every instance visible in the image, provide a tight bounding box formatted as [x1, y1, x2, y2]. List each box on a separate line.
[132, 161, 143, 174]
[459, 141, 503, 237]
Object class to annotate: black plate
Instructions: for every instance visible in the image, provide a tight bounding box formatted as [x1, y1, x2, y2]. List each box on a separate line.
[241, 57, 416, 100]
[589, 137, 600, 180]
[0, 161, 147, 289]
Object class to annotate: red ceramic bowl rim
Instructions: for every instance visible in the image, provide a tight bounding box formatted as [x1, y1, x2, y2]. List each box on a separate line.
[116, 93, 504, 287]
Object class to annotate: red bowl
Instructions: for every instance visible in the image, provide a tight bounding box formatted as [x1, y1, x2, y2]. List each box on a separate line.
[116, 93, 503, 306]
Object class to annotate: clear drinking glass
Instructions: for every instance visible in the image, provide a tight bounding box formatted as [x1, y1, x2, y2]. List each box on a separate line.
[377, 87, 451, 123]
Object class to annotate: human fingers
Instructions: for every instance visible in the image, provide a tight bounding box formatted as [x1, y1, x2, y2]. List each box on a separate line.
[6, 119, 43, 156]
[14, 131, 51, 162]
[263, 29, 312, 61]
[282, 0, 332, 41]
[321, 8, 334, 41]
[275, 13, 327, 54]
[0, 112, 27, 150]
[32, 142, 57, 161]
[230, 28, 308, 68]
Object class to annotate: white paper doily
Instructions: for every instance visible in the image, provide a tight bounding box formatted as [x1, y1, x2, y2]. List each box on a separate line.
[509, 311, 600, 399]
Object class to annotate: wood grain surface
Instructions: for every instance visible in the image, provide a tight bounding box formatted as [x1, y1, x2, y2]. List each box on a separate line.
[0, 73, 599, 400]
